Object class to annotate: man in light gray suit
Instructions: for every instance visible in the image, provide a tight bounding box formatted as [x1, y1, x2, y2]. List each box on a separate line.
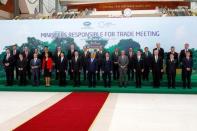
[30, 53, 41, 86]
[118, 50, 129, 87]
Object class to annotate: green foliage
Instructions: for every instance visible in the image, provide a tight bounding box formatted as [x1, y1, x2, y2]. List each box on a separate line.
[192, 48, 197, 69]
[107, 39, 140, 53]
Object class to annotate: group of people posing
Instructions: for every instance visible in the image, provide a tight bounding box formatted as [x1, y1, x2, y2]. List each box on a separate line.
[2, 43, 193, 89]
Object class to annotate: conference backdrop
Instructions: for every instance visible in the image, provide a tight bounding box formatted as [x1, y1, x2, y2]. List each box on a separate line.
[0, 17, 196, 77]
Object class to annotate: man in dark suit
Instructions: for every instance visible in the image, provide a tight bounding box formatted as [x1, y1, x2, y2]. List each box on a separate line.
[167, 46, 178, 63]
[17, 53, 27, 86]
[102, 52, 113, 88]
[143, 47, 152, 81]
[112, 48, 119, 80]
[22, 47, 32, 80]
[153, 43, 165, 60]
[134, 50, 144, 88]
[57, 52, 68, 86]
[96, 46, 105, 81]
[166, 53, 177, 89]
[12, 44, 20, 80]
[67, 44, 76, 80]
[153, 43, 164, 80]
[182, 51, 193, 89]
[53, 46, 62, 80]
[3, 48, 14, 86]
[179, 43, 193, 81]
[87, 53, 98, 88]
[71, 51, 81, 87]
[152, 50, 163, 88]
[127, 48, 135, 81]
[81, 47, 90, 81]
[30, 53, 41, 86]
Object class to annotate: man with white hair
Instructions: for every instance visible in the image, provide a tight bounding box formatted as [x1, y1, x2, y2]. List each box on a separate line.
[180, 43, 193, 80]
[152, 49, 163, 88]
[118, 50, 129, 87]
[153, 43, 164, 80]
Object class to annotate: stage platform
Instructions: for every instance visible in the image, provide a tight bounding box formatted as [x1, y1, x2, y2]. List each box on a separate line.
[0, 74, 196, 94]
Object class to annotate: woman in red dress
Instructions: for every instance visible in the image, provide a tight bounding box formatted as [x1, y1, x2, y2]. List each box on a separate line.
[42, 53, 53, 87]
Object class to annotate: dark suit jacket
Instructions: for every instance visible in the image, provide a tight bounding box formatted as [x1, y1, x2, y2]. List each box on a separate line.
[134, 57, 144, 71]
[87, 58, 98, 72]
[179, 49, 193, 63]
[53, 52, 61, 63]
[12, 49, 20, 64]
[3, 54, 14, 70]
[22, 51, 32, 62]
[102, 58, 113, 72]
[151, 56, 163, 73]
[182, 57, 193, 72]
[96, 51, 105, 65]
[67, 49, 76, 61]
[127, 53, 135, 69]
[22, 51, 32, 70]
[81, 51, 90, 67]
[17, 59, 27, 72]
[166, 59, 177, 74]
[143, 51, 152, 68]
[167, 52, 178, 66]
[112, 52, 119, 65]
[57, 57, 68, 72]
[153, 48, 164, 60]
[71, 57, 82, 71]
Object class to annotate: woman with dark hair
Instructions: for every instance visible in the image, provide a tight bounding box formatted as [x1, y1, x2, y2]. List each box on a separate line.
[42, 53, 53, 87]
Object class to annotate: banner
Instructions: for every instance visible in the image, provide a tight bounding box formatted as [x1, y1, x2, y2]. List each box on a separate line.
[0, 17, 196, 71]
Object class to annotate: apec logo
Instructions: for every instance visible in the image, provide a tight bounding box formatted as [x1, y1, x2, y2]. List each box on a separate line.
[83, 21, 92, 27]
[82, 21, 93, 29]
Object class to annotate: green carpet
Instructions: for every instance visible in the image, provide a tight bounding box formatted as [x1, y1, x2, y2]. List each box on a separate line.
[0, 73, 197, 94]
[0, 85, 197, 94]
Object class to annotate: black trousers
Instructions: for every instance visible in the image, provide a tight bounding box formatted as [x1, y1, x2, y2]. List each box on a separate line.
[167, 72, 176, 88]
[152, 70, 161, 88]
[83, 66, 87, 80]
[59, 71, 66, 86]
[135, 70, 142, 87]
[73, 70, 80, 86]
[97, 64, 102, 80]
[5, 68, 14, 86]
[113, 64, 119, 80]
[183, 71, 192, 88]
[19, 71, 26, 85]
[103, 71, 111, 87]
[26, 67, 31, 80]
[55, 65, 59, 80]
[88, 71, 96, 87]
[128, 67, 134, 80]
[68, 62, 73, 80]
[143, 66, 150, 80]
[14, 65, 18, 80]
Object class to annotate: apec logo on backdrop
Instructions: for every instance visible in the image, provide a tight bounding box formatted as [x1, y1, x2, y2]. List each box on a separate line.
[83, 21, 92, 26]
[82, 21, 93, 29]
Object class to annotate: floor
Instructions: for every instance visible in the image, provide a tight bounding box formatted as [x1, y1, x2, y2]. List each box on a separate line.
[0, 92, 197, 131]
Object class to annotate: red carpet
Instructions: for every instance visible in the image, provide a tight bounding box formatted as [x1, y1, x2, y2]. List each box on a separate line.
[14, 92, 109, 131]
